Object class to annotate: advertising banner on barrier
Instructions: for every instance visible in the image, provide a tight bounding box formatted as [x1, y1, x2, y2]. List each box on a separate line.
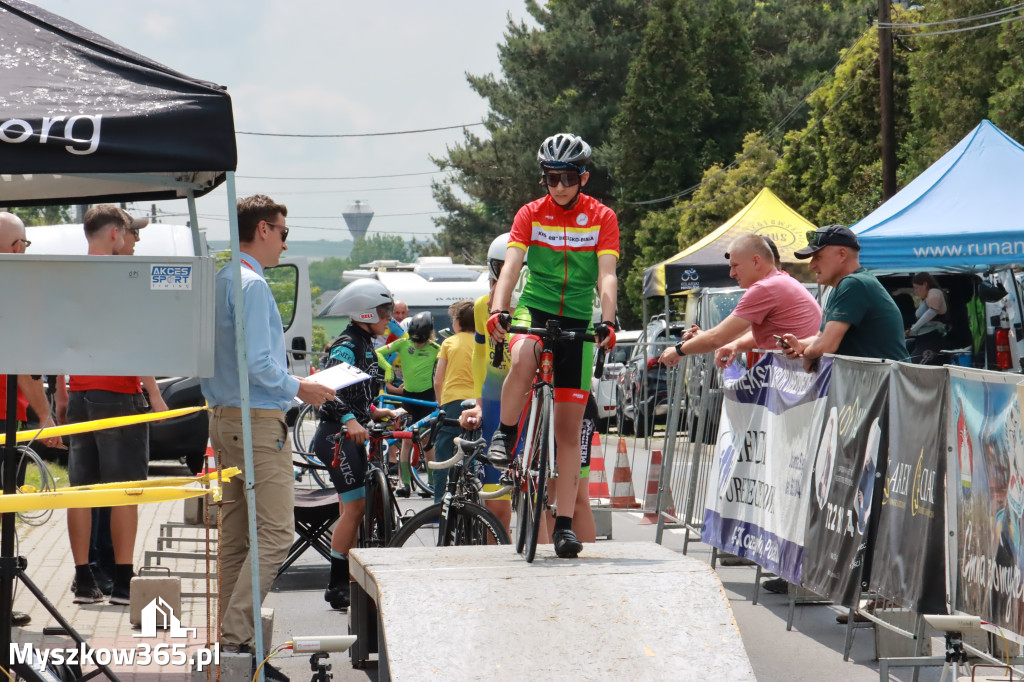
[948, 368, 1024, 637]
[701, 353, 831, 584]
[802, 357, 889, 606]
[869, 362, 946, 613]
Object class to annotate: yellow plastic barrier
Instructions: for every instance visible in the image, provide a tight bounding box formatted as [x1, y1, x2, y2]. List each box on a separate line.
[1, 468, 242, 514]
[0, 405, 207, 445]
[0, 485, 214, 514]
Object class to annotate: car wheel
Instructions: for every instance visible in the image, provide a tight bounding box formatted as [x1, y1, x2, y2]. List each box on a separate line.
[635, 405, 648, 439]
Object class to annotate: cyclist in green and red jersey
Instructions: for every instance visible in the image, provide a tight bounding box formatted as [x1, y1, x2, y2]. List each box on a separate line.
[487, 133, 618, 558]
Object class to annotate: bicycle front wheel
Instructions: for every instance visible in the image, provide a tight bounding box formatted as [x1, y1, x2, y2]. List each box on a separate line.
[517, 398, 550, 563]
[388, 501, 510, 548]
[360, 469, 395, 548]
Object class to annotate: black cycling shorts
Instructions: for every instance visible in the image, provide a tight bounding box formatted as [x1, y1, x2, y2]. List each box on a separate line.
[510, 306, 594, 402]
[311, 420, 367, 502]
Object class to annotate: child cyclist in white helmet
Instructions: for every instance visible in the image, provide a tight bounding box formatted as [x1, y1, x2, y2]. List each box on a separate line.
[310, 278, 399, 610]
[487, 133, 619, 558]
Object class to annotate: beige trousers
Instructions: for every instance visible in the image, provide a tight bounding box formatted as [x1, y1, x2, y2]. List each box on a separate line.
[209, 407, 294, 647]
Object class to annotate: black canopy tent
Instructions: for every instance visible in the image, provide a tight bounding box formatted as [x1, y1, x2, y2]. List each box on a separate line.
[0, 3, 271, 679]
[0, 0, 235, 204]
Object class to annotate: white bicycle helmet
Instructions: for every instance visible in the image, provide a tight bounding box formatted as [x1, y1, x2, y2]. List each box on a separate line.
[537, 133, 592, 172]
[487, 233, 510, 281]
[330, 279, 394, 323]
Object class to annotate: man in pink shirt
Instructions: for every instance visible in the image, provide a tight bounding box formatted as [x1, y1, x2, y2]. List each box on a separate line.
[660, 234, 821, 367]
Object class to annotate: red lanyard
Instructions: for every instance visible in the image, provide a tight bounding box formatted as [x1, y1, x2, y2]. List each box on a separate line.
[239, 257, 256, 272]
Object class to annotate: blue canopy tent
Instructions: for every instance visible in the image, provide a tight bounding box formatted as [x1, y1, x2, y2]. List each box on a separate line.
[851, 120, 1024, 271]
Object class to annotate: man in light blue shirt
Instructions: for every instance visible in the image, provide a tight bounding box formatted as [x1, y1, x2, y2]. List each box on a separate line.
[201, 194, 333, 670]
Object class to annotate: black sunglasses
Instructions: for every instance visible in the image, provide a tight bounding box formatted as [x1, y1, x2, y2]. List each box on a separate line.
[541, 171, 581, 188]
[264, 221, 289, 242]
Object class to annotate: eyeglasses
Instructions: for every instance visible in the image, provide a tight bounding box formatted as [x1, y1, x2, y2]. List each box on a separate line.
[264, 221, 289, 242]
[542, 171, 581, 188]
[11, 238, 30, 250]
[128, 228, 140, 239]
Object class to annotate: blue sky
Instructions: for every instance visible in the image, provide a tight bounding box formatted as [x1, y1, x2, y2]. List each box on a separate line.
[28, 0, 529, 242]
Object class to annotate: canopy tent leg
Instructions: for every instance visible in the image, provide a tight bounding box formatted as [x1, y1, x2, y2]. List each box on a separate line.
[224, 172, 267, 676]
[187, 190, 202, 255]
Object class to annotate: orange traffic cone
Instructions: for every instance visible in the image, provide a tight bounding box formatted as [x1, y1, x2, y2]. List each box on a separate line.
[200, 445, 216, 475]
[588, 432, 609, 500]
[640, 449, 676, 524]
[610, 437, 641, 509]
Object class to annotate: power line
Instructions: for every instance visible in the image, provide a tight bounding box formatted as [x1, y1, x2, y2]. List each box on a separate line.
[237, 184, 433, 196]
[237, 122, 488, 138]
[897, 12, 1024, 37]
[879, 3, 1024, 28]
[236, 170, 443, 180]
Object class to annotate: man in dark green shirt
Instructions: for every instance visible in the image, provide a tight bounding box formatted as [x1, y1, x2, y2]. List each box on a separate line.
[780, 224, 908, 369]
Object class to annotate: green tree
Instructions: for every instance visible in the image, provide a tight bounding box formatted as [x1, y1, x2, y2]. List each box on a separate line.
[622, 132, 779, 323]
[990, 17, 1024, 141]
[348, 233, 415, 265]
[611, 0, 764, 286]
[904, 0, 1009, 174]
[8, 205, 72, 226]
[768, 27, 913, 227]
[741, 0, 874, 126]
[431, 0, 651, 252]
[309, 257, 350, 292]
[611, 0, 712, 256]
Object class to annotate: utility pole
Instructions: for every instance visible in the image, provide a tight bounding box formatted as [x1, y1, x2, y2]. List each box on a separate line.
[878, 0, 897, 200]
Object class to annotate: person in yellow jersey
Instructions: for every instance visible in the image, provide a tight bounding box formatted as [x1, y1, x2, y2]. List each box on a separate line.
[432, 300, 478, 503]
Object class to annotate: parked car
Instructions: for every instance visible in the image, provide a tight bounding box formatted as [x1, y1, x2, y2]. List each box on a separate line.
[591, 330, 641, 429]
[616, 316, 687, 437]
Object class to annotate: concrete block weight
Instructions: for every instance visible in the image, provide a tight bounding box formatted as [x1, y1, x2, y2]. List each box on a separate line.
[129, 568, 182, 628]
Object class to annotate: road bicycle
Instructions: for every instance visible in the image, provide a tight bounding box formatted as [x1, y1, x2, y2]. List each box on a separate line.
[496, 319, 605, 563]
[375, 394, 442, 497]
[326, 410, 423, 549]
[388, 412, 511, 547]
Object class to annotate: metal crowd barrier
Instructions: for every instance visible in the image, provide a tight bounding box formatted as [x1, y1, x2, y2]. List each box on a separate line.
[654, 349, 724, 549]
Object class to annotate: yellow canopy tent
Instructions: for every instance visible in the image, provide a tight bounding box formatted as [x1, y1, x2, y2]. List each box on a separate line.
[642, 188, 816, 298]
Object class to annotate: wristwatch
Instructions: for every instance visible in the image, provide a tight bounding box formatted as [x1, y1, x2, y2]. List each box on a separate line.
[675, 342, 685, 357]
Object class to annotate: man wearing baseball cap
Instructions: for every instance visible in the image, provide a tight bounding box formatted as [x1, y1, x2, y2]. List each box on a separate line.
[779, 224, 907, 370]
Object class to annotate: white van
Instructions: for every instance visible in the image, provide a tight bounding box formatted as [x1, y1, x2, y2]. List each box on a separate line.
[320, 257, 489, 327]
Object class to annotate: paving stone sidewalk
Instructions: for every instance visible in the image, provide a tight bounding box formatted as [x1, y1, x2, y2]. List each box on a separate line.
[11, 499, 217, 681]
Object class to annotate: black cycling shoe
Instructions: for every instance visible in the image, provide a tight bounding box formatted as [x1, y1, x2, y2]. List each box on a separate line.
[395, 486, 411, 498]
[552, 529, 583, 559]
[487, 431, 511, 466]
[324, 584, 349, 610]
[417, 489, 433, 498]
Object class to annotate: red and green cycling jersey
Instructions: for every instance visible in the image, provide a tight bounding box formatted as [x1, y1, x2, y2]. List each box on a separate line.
[508, 193, 619, 320]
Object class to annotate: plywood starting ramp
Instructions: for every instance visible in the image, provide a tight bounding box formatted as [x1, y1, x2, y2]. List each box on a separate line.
[348, 541, 755, 681]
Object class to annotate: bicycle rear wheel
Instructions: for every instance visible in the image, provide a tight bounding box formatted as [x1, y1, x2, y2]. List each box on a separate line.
[360, 469, 395, 548]
[388, 501, 510, 547]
